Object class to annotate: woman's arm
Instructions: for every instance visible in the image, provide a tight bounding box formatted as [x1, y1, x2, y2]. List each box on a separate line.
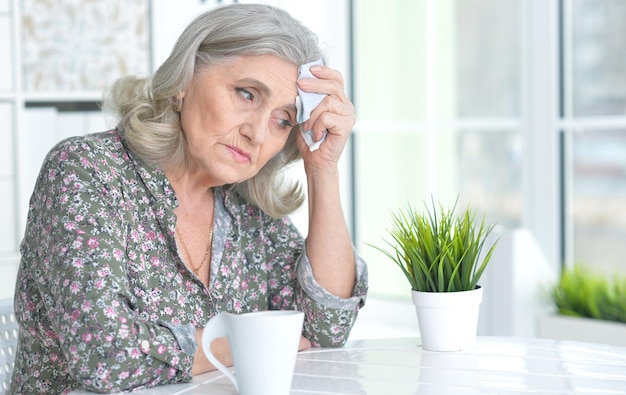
[297, 65, 358, 298]
[22, 137, 195, 392]
[285, 65, 368, 347]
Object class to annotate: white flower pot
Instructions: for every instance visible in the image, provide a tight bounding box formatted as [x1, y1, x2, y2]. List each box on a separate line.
[411, 286, 483, 351]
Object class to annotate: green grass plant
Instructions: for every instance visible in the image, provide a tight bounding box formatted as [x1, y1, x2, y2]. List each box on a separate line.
[371, 198, 498, 292]
[550, 266, 626, 324]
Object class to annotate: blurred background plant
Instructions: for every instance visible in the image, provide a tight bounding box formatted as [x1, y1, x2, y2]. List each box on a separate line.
[550, 266, 626, 324]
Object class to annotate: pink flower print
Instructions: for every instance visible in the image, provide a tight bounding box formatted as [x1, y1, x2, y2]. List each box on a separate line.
[234, 300, 242, 313]
[156, 208, 165, 219]
[130, 230, 140, 242]
[70, 282, 80, 294]
[157, 345, 167, 354]
[113, 248, 123, 260]
[82, 300, 92, 312]
[94, 278, 105, 289]
[64, 221, 76, 231]
[81, 332, 93, 343]
[71, 310, 81, 321]
[130, 348, 142, 359]
[87, 238, 99, 249]
[150, 256, 161, 267]
[72, 258, 85, 269]
[104, 306, 117, 319]
[97, 267, 111, 277]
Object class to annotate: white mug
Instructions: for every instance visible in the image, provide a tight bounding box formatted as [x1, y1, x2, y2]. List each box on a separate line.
[202, 310, 305, 395]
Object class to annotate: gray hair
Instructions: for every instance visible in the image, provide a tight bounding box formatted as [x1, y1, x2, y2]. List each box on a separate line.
[103, 3, 326, 218]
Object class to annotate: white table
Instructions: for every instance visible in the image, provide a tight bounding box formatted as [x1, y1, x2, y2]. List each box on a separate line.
[70, 337, 626, 394]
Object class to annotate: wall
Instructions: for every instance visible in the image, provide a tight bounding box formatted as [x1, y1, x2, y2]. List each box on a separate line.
[0, 0, 150, 299]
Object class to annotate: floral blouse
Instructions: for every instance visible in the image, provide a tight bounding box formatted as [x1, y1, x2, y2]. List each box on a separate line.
[10, 129, 368, 395]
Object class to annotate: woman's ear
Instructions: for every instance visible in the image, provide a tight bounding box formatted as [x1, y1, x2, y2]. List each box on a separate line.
[173, 92, 185, 112]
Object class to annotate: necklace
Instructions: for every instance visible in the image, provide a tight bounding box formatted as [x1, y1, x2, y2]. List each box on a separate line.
[177, 220, 214, 276]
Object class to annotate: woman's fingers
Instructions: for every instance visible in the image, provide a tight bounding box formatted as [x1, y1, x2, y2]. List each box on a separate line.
[298, 335, 312, 351]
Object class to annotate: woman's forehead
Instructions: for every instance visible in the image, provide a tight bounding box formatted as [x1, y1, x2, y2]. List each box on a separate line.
[207, 55, 299, 99]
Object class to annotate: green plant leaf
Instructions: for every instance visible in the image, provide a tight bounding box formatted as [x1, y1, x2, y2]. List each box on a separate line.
[369, 196, 498, 293]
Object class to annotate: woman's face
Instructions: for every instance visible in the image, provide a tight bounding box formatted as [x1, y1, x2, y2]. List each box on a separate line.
[178, 54, 298, 185]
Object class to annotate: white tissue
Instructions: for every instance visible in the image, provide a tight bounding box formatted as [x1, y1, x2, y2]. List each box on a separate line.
[296, 59, 327, 151]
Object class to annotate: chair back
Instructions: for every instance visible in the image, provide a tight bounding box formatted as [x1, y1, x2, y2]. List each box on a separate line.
[0, 299, 17, 395]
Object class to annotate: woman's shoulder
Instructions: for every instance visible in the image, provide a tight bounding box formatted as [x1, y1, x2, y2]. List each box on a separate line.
[40, 129, 139, 186]
[47, 129, 126, 161]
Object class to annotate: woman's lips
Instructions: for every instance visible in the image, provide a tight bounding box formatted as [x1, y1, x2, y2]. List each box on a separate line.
[226, 145, 251, 163]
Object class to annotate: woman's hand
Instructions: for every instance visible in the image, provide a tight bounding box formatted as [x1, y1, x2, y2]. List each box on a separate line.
[296, 65, 356, 169]
[192, 329, 232, 376]
[192, 330, 310, 376]
[299, 335, 312, 351]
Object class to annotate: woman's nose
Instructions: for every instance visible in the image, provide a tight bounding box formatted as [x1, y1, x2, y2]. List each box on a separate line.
[240, 114, 268, 145]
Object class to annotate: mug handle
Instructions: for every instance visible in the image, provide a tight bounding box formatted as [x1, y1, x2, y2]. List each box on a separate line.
[201, 313, 238, 391]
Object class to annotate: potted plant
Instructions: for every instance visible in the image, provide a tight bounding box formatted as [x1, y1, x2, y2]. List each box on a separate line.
[538, 265, 626, 346]
[372, 198, 498, 351]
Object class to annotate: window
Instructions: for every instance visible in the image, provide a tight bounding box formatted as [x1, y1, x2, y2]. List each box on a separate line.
[353, 0, 626, 303]
[353, 0, 524, 298]
[563, 0, 626, 274]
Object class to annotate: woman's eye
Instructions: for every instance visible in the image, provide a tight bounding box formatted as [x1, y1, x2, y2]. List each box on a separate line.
[278, 119, 294, 129]
[236, 88, 254, 101]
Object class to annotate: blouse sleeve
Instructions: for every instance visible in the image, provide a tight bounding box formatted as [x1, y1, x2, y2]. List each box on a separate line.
[295, 249, 368, 347]
[20, 140, 194, 392]
[263, 216, 368, 348]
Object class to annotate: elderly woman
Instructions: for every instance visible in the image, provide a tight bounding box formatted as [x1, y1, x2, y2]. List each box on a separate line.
[10, 4, 367, 394]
